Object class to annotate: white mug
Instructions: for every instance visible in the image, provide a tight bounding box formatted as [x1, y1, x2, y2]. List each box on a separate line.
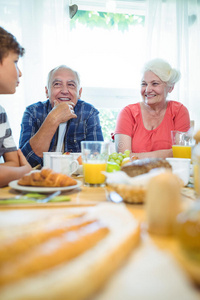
[50, 155, 79, 176]
[43, 152, 62, 168]
[166, 157, 191, 186]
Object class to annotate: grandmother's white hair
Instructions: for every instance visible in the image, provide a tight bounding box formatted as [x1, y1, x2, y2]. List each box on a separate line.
[142, 58, 181, 87]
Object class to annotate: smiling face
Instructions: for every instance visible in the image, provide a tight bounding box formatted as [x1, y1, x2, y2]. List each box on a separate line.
[46, 67, 82, 108]
[0, 51, 22, 94]
[141, 71, 173, 106]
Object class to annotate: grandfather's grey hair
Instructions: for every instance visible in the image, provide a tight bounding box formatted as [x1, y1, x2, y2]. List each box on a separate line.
[46, 65, 81, 89]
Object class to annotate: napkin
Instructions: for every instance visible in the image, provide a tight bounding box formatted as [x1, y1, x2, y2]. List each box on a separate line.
[56, 122, 67, 152]
[94, 237, 199, 300]
[0, 193, 71, 204]
[104, 168, 167, 186]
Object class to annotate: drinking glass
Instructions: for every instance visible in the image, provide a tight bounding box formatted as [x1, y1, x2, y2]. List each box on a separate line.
[81, 141, 109, 187]
[171, 130, 194, 159]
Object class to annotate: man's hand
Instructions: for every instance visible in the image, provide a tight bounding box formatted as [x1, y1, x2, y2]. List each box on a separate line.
[50, 100, 77, 124]
[29, 101, 77, 157]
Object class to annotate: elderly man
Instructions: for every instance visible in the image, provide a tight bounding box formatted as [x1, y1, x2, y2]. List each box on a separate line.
[19, 65, 103, 167]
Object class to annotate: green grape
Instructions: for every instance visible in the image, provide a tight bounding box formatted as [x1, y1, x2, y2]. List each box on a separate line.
[118, 155, 123, 162]
[124, 149, 131, 157]
[109, 158, 115, 162]
[115, 159, 121, 166]
[110, 150, 132, 166]
[111, 152, 118, 160]
[106, 162, 121, 172]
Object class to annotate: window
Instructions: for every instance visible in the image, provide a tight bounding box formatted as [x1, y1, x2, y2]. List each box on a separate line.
[68, 4, 146, 140]
[1, 0, 200, 146]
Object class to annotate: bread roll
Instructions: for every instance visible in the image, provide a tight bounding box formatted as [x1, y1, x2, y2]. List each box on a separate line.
[121, 158, 172, 177]
[0, 221, 109, 286]
[0, 216, 94, 266]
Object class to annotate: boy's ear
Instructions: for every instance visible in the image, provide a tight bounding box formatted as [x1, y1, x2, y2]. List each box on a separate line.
[45, 86, 49, 98]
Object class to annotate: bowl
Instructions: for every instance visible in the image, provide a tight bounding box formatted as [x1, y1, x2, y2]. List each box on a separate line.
[166, 158, 191, 186]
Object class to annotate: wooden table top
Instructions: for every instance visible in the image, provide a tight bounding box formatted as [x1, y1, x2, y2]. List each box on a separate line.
[0, 179, 199, 299]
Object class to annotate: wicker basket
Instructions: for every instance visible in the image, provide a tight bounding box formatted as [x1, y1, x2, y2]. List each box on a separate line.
[107, 184, 146, 204]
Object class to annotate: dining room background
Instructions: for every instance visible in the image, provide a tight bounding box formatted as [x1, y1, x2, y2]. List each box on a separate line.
[0, 0, 200, 145]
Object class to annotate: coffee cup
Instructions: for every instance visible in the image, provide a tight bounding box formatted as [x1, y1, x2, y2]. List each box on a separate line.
[43, 152, 62, 168]
[50, 155, 79, 176]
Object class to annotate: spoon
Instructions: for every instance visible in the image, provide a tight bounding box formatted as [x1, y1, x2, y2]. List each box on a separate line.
[108, 191, 123, 203]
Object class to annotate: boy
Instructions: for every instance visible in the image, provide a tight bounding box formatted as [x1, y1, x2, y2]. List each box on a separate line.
[0, 26, 31, 187]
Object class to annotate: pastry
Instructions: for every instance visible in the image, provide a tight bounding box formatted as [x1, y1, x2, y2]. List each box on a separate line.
[0, 215, 95, 266]
[18, 168, 77, 187]
[0, 203, 140, 300]
[0, 219, 109, 286]
[121, 158, 172, 177]
[194, 130, 200, 144]
[175, 202, 200, 285]
[176, 203, 200, 259]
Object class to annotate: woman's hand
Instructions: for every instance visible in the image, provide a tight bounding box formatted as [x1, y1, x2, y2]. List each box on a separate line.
[115, 134, 173, 159]
[133, 149, 173, 159]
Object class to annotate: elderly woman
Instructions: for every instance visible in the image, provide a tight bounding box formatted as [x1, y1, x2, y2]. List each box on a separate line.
[115, 58, 190, 159]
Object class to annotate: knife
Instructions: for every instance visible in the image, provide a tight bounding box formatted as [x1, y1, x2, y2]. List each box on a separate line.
[36, 191, 61, 203]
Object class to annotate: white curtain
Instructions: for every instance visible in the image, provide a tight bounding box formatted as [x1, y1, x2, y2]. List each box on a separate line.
[145, 0, 200, 130]
[0, 0, 70, 145]
[0, 0, 200, 146]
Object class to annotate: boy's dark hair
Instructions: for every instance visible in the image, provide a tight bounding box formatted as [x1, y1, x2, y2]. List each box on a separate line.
[0, 26, 25, 63]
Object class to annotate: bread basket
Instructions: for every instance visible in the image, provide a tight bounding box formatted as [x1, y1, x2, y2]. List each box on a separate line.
[107, 183, 146, 204]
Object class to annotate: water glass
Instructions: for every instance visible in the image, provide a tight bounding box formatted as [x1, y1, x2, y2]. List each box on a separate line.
[171, 130, 194, 159]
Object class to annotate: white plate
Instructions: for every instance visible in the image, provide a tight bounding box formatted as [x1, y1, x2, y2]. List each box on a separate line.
[9, 180, 82, 193]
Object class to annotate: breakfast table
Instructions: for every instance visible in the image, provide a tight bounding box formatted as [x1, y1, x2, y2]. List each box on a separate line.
[0, 177, 200, 300]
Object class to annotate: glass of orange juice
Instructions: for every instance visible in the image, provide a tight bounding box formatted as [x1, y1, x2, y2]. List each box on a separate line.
[171, 130, 194, 159]
[81, 141, 109, 187]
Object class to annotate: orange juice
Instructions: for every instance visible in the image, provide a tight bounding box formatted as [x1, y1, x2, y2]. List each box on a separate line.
[193, 164, 200, 195]
[172, 145, 191, 159]
[83, 162, 107, 185]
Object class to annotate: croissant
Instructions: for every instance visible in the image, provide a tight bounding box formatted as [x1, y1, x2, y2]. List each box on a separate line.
[18, 168, 77, 187]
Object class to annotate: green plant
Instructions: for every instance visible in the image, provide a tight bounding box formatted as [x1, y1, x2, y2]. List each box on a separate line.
[70, 10, 145, 32]
[98, 108, 120, 141]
